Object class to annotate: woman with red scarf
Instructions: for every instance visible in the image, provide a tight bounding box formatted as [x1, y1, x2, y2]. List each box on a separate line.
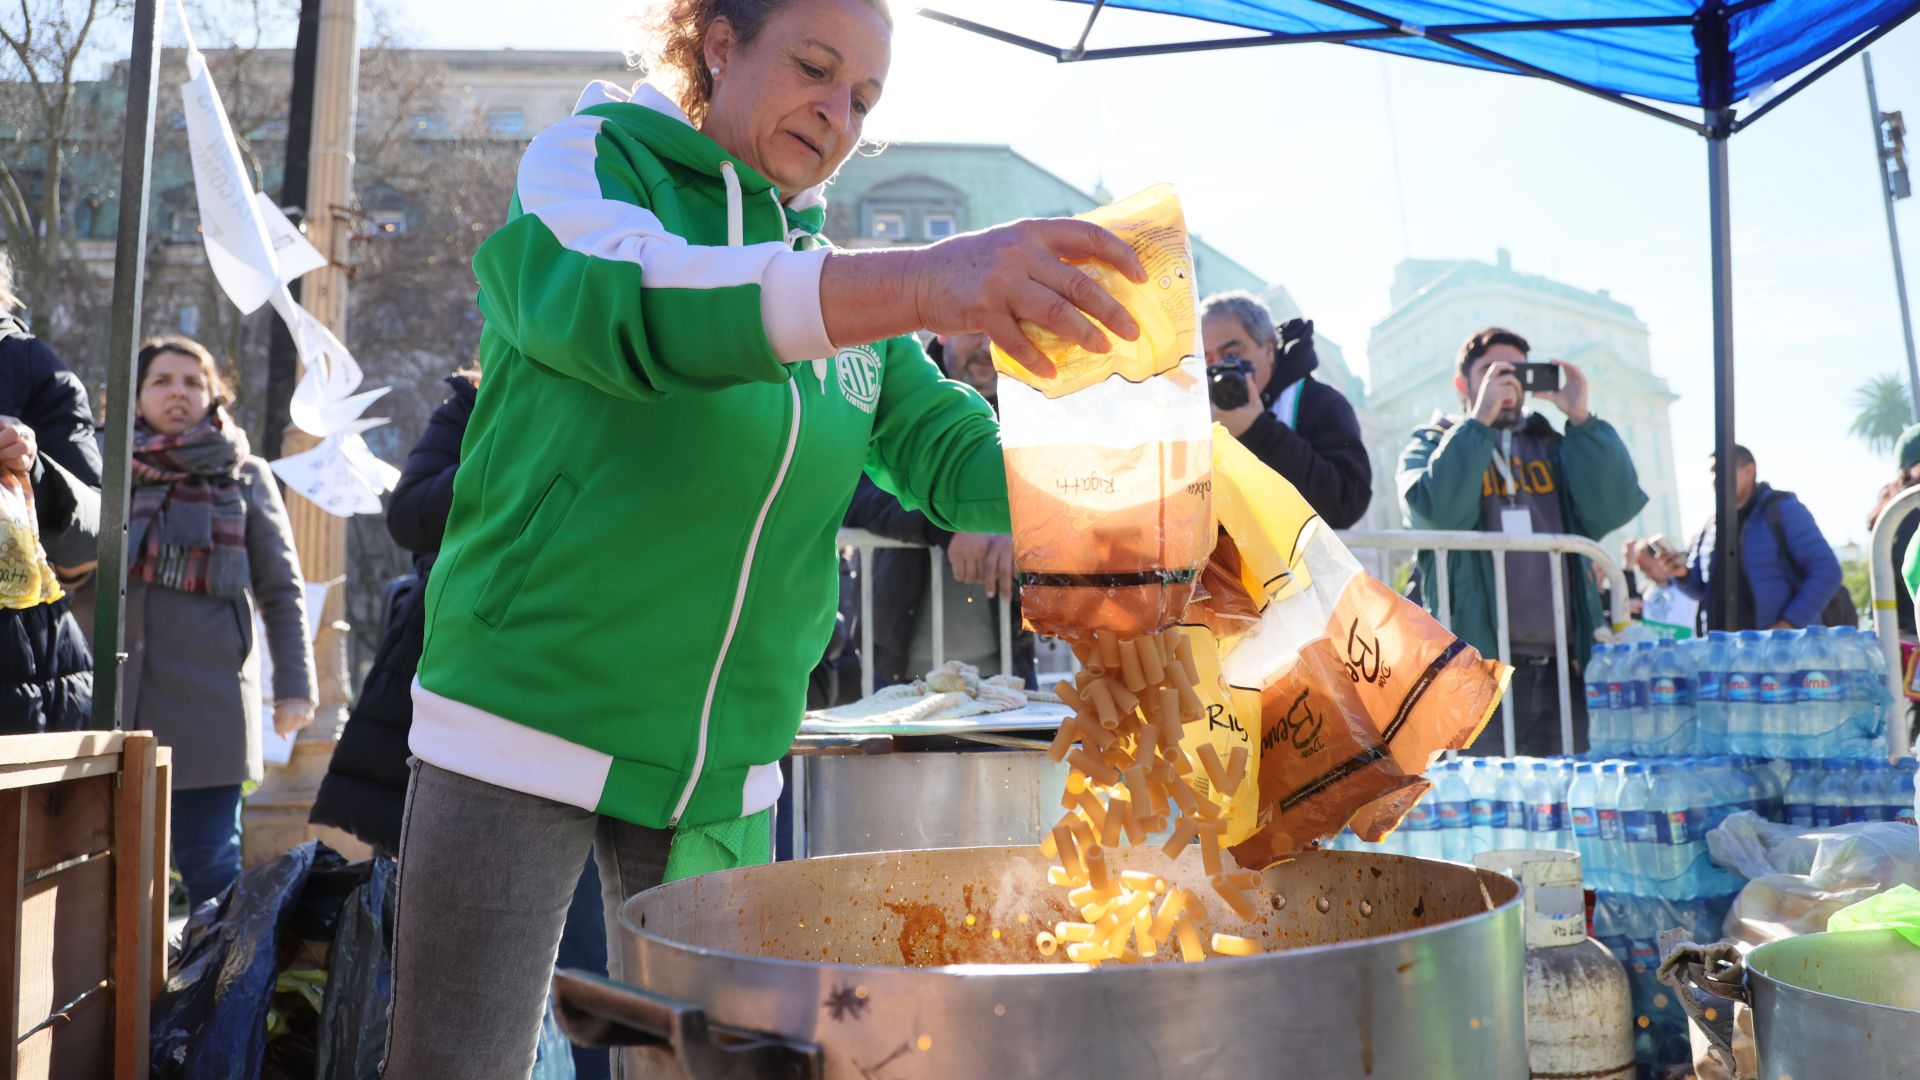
[112, 337, 318, 907]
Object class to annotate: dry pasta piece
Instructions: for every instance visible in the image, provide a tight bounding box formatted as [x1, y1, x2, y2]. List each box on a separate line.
[1065, 941, 1107, 965]
[1084, 679, 1122, 729]
[1223, 745, 1249, 794]
[1081, 897, 1116, 923]
[1199, 821, 1224, 877]
[1065, 771, 1090, 796]
[1073, 715, 1118, 752]
[1099, 799, 1126, 846]
[1137, 635, 1167, 685]
[1217, 868, 1262, 892]
[1085, 844, 1112, 891]
[1120, 870, 1168, 894]
[1117, 638, 1148, 692]
[1106, 680, 1141, 716]
[1135, 906, 1158, 958]
[1148, 887, 1192, 943]
[1173, 632, 1199, 684]
[1196, 743, 1232, 792]
[1160, 816, 1201, 859]
[1056, 680, 1088, 712]
[1174, 914, 1207, 963]
[1067, 747, 1119, 786]
[1047, 865, 1085, 888]
[1211, 876, 1258, 921]
[1035, 931, 1059, 956]
[1067, 880, 1119, 909]
[1096, 632, 1122, 672]
[1045, 722, 1077, 763]
[1210, 933, 1259, 957]
[1052, 824, 1083, 875]
[1055, 921, 1097, 942]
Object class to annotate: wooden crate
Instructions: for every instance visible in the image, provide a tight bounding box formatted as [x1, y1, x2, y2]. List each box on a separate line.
[2, 732, 170, 1080]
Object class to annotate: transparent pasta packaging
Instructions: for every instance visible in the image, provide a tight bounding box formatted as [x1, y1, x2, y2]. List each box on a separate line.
[0, 468, 61, 610]
[995, 184, 1211, 639]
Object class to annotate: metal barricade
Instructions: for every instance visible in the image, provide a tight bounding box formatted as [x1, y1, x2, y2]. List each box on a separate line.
[1868, 486, 1920, 757]
[1336, 530, 1633, 758]
[838, 528, 1015, 699]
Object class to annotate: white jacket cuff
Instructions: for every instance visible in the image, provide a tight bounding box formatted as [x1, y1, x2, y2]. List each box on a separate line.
[760, 247, 834, 364]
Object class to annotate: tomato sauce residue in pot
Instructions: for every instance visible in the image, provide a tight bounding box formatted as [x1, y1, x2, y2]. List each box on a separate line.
[884, 900, 955, 966]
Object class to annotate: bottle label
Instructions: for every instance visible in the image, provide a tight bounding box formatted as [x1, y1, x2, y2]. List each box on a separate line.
[1651, 676, 1694, 707]
[1529, 802, 1557, 832]
[1437, 803, 1466, 826]
[1759, 673, 1792, 705]
[1896, 809, 1917, 826]
[1596, 807, 1621, 840]
[1788, 804, 1814, 827]
[1628, 682, 1650, 709]
[1470, 798, 1494, 828]
[1586, 683, 1607, 710]
[1622, 808, 1656, 844]
[1570, 806, 1598, 837]
[1404, 804, 1436, 828]
[1865, 805, 1893, 823]
[1496, 799, 1524, 828]
[1608, 681, 1630, 711]
[1696, 671, 1723, 703]
[1846, 806, 1871, 824]
[1796, 670, 1842, 703]
[1655, 809, 1690, 844]
[1725, 673, 1755, 703]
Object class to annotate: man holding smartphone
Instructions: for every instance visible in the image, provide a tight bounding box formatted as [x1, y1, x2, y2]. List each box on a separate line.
[1398, 327, 1647, 755]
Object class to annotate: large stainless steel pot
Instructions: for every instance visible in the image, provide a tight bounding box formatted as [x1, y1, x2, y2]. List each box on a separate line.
[1666, 929, 1920, 1079]
[554, 845, 1529, 1079]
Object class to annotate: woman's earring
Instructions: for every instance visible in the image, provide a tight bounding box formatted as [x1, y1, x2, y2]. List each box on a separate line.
[710, 65, 720, 78]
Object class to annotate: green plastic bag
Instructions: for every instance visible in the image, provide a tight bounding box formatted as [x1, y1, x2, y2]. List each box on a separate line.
[1827, 883, 1920, 946]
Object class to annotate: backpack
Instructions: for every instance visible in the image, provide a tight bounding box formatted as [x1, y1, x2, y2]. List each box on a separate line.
[1764, 491, 1857, 627]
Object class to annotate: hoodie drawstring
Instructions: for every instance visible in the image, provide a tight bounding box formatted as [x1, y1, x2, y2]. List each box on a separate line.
[721, 161, 744, 247]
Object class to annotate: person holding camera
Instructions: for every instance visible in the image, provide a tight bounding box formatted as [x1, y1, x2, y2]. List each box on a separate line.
[1201, 291, 1371, 528]
[1398, 327, 1646, 755]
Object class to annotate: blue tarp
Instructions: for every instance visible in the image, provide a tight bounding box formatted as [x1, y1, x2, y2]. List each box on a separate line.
[1047, 1, 1920, 109]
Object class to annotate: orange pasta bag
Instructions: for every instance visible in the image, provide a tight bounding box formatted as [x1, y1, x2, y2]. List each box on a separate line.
[1200, 429, 1509, 868]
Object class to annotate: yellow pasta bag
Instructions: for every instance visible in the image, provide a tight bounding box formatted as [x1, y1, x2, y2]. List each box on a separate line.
[1197, 429, 1509, 868]
[1174, 625, 1262, 847]
[991, 183, 1197, 398]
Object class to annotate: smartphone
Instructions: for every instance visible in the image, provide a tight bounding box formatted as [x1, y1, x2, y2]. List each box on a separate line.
[1646, 535, 1677, 562]
[1516, 362, 1562, 393]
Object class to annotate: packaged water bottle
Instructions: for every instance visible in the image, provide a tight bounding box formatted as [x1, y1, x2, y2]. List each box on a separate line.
[1467, 759, 1497, 856]
[1525, 762, 1561, 849]
[1827, 626, 1869, 756]
[1793, 626, 1842, 760]
[1840, 760, 1872, 824]
[1758, 629, 1800, 760]
[1847, 629, 1894, 758]
[1592, 891, 1632, 966]
[1784, 760, 1818, 827]
[1597, 762, 1627, 893]
[1583, 645, 1616, 754]
[1618, 763, 1655, 894]
[1627, 642, 1656, 756]
[1861, 760, 1895, 823]
[1695, 631, 1731, 754]
[1494, 761, 1528, 850]
[1813, 758, 1846, 828]
[1646, 764, 1692, 899]
[1649, 638, 1695, 755]
[1434, 761, 1475, 861]
[1551, 759, 1575, 849]
[1902, 756, 1919, 827]
[1725, 631, 1765, 755]
[1568, 763, 1606, 887]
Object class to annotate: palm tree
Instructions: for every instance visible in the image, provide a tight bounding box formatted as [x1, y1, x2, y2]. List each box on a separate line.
[1848, 373, 1914, 456]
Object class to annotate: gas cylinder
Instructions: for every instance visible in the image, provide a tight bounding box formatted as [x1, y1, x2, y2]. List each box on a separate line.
[1476, 848, 1636, 1080]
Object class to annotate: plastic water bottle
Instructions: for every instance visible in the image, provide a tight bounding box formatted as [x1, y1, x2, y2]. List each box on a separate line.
[1494, 761, 1528, 850]
[1899, 756, 1919, 826]
[1859, 760, 1895, 823]
[1434, 761, 1474, 861]
[1647, 764, 1692, 899]
[1627, 642, 1656, 755]
[1758, 630, 1800, 760]
[1648, 638, 1695, 755]
[1595, 763, 1626, 893]
[1695, 631, 1731, 754]
[1584, 645, 1617, 754]
[1618, 763, 1655, 894]
[1784, 760, 1818, 827]
[1467, 759, 1497, 856]
[1725, 631, 1764, 755]
[1551, 759, 1576, 850]
[1401, 792, 1443, 857]
[1793, 627, 1843, 760]
[1524, 762, 1560, 850]
[1813, 758, 1846, 827]
[1568, 763, 1606, 887]
[1827, 626, 1869, 757]
[1839, 759, 1873, 824]
[1849, 629, 1894, 758]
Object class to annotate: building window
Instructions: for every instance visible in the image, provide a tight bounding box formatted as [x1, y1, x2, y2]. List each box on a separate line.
[871, 210, 906, 241]
[488, 108, 525, 135]
[369, 209, 408, 236]
[408, 112, 446, 134]
[924, 213, 956, 240]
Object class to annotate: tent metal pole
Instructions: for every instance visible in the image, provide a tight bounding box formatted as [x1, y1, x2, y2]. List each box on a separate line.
[1708, 115, 1742, 633]
[95, 0, 162, 730]
[1865, 52, 1920, 423]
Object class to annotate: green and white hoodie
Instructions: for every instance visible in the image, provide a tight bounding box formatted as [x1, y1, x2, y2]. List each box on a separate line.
[412, 81, 1010, 829]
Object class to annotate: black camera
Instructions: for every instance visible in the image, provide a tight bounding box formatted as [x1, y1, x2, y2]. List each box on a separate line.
[1207, 356, 1257, 410]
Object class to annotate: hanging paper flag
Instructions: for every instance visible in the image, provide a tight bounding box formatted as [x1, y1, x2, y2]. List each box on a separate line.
[270, 436, 388, 517]
[179, 38, 280, 314]
[257, 193, 328, 285]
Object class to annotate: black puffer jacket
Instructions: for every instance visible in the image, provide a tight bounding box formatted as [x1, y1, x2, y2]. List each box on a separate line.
[1236, 320, 1373, 529]
[311, 374, 474, 854]
[0, 316, 100, 734]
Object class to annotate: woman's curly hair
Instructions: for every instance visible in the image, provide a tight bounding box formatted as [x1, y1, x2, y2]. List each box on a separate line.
[644, 0, 891, 127]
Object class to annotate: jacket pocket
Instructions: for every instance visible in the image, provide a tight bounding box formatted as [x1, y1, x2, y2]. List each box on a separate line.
[473, 473, 578, 630]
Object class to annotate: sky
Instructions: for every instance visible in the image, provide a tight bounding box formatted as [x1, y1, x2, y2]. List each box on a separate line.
[374, 1, 1920, 547]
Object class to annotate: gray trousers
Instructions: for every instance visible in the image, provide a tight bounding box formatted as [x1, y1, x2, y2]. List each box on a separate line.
[381, 760, 671, 1079]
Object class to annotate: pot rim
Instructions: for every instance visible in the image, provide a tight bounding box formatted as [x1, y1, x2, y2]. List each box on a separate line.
[617, 846, 1524, 980]
[1747, 929, 1920, 1017]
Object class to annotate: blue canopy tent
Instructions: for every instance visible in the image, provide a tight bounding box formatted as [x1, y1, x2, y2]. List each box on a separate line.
[925, 0, 1920, 631]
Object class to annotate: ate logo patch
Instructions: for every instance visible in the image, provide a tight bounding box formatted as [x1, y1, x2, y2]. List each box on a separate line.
[835, 346, 883, 414]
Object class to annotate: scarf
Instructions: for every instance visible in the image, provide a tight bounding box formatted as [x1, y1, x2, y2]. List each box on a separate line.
[128, 412, 251, 599]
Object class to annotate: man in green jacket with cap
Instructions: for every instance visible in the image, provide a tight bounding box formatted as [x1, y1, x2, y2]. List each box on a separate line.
[1398, 327, 1647, 755]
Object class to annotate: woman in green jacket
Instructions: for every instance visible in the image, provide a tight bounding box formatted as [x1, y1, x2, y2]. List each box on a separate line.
[383, 0, 1144, 1074]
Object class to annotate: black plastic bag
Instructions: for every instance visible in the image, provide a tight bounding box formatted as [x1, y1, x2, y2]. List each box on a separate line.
[316, 856, 395, 1080]
[151, 841, 354, 1079]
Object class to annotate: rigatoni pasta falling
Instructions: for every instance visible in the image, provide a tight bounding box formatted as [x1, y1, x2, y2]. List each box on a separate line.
[1037, 627, 1260, 965]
